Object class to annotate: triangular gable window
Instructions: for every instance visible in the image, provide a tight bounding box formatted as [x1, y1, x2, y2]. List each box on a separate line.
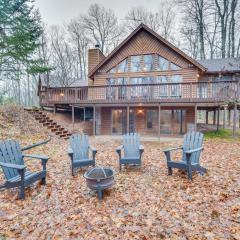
[171, 62, 181, 70]
[157, 56, 169, 71]
[109, 58, 128, 73]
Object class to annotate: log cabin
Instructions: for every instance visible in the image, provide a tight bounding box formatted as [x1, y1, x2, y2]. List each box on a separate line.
[38, 24, 240, 136]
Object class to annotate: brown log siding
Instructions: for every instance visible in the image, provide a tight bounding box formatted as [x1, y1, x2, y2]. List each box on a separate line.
[92, 29, 199, 86]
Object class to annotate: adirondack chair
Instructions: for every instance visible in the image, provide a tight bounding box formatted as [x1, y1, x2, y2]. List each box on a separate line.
[0, 137, 51, 199]
[68, 133, 97, 176]
[116, 133, 144, 170]
[163, 132, 206, 180]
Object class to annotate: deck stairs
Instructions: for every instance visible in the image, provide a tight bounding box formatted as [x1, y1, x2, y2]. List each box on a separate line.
[24, 108, 72, 140]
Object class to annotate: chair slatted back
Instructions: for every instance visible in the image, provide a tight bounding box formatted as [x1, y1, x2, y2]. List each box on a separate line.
[0, 140, 24, 180]
[182, 132, 204, 164]
[123, 133, 140, 158]
[70, 134, 89, 160]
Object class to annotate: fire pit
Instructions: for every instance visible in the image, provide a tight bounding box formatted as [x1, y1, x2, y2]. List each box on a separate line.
[84, 166, 115, 200]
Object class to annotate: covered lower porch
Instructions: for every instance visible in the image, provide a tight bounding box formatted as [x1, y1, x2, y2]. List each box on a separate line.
[68, 102, 240, 137]
[70, 103, 198, 137]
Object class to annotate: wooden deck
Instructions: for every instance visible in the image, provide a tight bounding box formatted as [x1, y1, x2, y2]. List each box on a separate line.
[39, 80, 240, 107]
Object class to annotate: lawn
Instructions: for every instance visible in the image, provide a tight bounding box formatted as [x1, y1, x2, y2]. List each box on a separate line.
[0, 132, 240, 239]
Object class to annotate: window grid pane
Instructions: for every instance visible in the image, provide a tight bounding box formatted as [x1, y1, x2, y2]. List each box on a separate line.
[157, 56, 169, 71]
[143, 55, 154, 71]
[131, 56, 141, 72]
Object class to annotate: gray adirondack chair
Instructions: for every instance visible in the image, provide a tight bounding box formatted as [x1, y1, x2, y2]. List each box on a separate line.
[0, 137, 50, 199]
[116, 133, 144, 170]
[163, 132, 206, 180]
[68, 133, 97, 176]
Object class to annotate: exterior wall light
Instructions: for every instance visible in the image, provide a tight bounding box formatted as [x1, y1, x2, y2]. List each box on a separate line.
[60, 92, 65, 97]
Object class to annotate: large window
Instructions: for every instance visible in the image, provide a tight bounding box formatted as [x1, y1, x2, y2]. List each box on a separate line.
[157, 56, 169, 71]
[117, 59, 128, 73]
[108, 54, 181, 73]
[106, 78, 128, 99]
[130, 77, 153, 98]
[107, 78, 116, 99]
[171, 62, 181, 70]
[143, 55, 154, 71]
[171, 75, 182, 97]
[117, 77, 128, 99]
[109, 67, 117, 73]
[156, 76, 168, 97]
[146, 110, 157, 129]
[131, 56, 141, 72]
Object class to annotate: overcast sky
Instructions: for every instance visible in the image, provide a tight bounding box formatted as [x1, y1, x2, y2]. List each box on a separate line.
[35, 0, 161, 25]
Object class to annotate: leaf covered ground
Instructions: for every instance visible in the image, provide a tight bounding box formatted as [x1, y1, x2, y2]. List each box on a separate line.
[0, 108, 240, 239]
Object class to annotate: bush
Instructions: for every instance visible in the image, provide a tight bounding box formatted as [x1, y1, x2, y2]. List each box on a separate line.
[204, 128, 239, 139]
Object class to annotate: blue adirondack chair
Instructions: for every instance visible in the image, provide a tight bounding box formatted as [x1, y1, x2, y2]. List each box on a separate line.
[163, 132, 206, 180]
[0, 137, 50, 199]
[116, 133, 144, 170]
[68, 133, 97, 176]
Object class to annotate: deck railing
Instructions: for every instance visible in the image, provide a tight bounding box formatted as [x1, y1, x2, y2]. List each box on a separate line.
[39, 80, 240, 106]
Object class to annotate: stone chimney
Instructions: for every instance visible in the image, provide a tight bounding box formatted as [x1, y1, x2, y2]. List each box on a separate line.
[88, 44, 105, 78]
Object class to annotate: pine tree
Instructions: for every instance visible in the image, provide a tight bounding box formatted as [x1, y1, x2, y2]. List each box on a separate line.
[0, 0, 51, 76]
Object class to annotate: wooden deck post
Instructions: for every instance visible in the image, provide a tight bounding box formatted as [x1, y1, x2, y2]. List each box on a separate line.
[217, 108, 220, 131]
[127, 105, 130, 133]
[72, 105, 75, 129]
[53, 105, 56, 115]
[158, 104, 161, 138]
[213, 110, 216, 125]
[83, 108, 86, 121]
[93, 105, 96, 136]
[233, 104, 237, 137]
[228, 109, 231, 126]
[223, 107, 226, 129]
[206, 110, 208, 124]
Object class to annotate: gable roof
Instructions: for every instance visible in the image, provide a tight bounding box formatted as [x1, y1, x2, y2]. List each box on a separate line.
[88, 23, 206, 79]
[198, 58, 240, 73]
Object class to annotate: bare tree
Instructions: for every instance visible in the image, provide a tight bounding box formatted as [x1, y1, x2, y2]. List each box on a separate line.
[125, 6, 160, 32]
[178, 0, 209, 59]
[49, 26, 79, 87]
[215, 0, 230, 58]
[158, 1, 176, 40]
[81, 3, 124, 54]
[68, 19, 90, 80]
[228, 0, 238, 57]
[125, 2, 176, 41]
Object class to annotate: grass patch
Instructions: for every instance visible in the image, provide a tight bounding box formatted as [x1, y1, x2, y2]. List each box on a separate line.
[204, 128, 240, 140]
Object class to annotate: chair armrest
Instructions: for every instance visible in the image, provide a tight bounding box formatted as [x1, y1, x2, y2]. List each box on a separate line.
[21, 136, 51, 151]
[184, 147, 203, 155]
[139, 145, 144, 151]
[163, 147, 182, 153]
[89, 146, 97, 153]
[0, 161, 26, 170]
[116, 145, 123, 159]
[89, 146, 97, 161]
[68, 147, 73, 156]
[23, 154, 49, 161]
[116, 145, 123, 152]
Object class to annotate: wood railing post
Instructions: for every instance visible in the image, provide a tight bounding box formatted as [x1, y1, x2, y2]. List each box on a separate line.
[74, 89, 77, 103]
[190, 83, 193, 102]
